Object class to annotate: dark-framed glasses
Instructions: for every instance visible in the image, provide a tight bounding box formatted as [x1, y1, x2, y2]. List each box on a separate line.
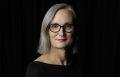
[49, 23, 74, 33]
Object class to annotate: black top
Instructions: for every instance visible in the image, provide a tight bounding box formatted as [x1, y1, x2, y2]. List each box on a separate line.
[25, 61, 83, 77]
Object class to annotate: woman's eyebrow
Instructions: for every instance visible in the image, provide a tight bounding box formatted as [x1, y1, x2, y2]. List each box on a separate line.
[50, 23, 59, 24]
[51, 22, 73, 25]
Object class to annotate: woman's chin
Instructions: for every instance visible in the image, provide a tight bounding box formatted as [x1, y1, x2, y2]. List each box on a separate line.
[54, 44, 67, 49]
[52, 40, 71, 49]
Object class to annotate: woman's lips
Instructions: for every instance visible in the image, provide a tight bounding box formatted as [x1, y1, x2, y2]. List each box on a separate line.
[56, 39, 67, 42]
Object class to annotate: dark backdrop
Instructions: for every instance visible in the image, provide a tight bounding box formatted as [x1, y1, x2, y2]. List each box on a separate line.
[1, 0, 120, 77]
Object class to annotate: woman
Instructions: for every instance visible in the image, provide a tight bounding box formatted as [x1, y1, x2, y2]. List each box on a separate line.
[26, 3, 82, 77]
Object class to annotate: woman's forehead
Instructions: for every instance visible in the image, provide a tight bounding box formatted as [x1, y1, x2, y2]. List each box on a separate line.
[51, 9, 73, 24]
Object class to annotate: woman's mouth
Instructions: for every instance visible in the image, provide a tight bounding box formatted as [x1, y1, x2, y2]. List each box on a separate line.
[56, 39, 67, 42]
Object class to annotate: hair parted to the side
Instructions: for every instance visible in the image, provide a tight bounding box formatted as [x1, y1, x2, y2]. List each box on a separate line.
[37, 3, 77, 54]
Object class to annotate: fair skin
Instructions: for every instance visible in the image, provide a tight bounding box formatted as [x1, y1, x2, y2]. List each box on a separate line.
[35, 9, 74, 65]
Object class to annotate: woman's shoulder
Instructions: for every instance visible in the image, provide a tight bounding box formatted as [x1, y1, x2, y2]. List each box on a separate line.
[25, 61, 46, 77]
[26, 61, 46, 74]
[26, 54, 49, 71]
[27, 61, 43, 68]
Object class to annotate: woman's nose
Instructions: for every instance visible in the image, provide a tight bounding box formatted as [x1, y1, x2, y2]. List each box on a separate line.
[58, 27, 65, 36]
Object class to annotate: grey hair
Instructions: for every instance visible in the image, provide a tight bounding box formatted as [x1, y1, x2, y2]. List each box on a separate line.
[37, 3, 77, 54]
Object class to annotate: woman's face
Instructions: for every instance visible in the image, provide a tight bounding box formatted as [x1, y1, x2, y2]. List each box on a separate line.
[48, 9, 74, 49]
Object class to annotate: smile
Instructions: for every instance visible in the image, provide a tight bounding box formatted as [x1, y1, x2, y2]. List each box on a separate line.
[56, 39, 67, 42]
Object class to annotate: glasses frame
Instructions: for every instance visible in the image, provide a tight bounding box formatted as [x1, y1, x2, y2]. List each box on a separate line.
[49, 23, 74, 33]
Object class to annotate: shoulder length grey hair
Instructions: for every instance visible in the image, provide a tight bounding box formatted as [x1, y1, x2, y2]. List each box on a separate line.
[37, 3, 78, 54]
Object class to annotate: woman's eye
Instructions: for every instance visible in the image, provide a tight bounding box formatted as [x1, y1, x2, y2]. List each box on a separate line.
[66, 24, 73, 28]
[52, 24, 59, 28]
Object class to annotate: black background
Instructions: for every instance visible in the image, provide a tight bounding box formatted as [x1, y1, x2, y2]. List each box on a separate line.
[1, 0, 120, 77]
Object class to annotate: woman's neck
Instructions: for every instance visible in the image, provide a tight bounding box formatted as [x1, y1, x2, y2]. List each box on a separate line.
[47, 47, 67, 65]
